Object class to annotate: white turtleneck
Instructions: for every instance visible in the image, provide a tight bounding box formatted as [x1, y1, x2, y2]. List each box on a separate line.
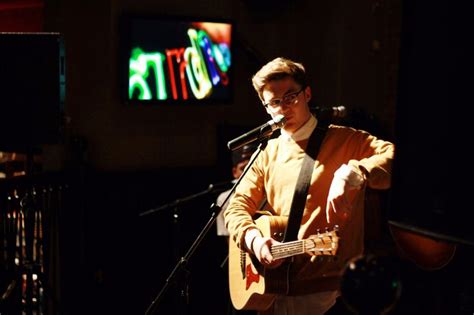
[280, 114, 317, 142]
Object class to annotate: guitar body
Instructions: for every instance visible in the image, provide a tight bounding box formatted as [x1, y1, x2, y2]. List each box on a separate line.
[228, 215, 339, 311]
[228, 215, 287, 311]
[389, 223, 457, 270]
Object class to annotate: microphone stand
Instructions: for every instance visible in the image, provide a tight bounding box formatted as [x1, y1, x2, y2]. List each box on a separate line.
[144, 139, 269, 315]
[140, 181, 232, 314]
[139, 183, 228, 218]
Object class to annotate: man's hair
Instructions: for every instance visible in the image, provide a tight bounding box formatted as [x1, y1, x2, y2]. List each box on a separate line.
[251, 57, 307, 102]
[232, 143, 257, 166]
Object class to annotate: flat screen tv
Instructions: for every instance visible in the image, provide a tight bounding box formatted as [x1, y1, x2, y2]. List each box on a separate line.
[120, 15, 233, 105]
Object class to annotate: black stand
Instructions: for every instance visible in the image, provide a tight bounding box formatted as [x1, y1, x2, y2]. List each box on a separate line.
[140, 182, 231, 313]
[143, 140, 268, 315]
[139, 181, 231, 218]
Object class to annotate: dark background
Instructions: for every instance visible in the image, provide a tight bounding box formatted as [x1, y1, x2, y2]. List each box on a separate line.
[1, 0, 473, 314]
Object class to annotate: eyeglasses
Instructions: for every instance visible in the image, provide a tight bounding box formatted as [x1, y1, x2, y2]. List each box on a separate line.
[263, 88, 305, 112]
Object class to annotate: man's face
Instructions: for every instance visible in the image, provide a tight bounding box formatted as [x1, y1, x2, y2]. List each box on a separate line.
[232, 160, 249, 179]
[261, 77, 312, 134]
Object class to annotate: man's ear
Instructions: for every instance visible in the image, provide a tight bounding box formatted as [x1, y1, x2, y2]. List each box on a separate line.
[232, 166, 239, 179]
[304, 86, 312, 102]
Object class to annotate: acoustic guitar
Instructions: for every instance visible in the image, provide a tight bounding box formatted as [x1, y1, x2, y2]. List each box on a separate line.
[389, 223, 457, 270]
[228, 215, 339, 311]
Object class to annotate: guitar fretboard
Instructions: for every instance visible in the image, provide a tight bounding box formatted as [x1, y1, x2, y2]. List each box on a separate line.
[270, 240, 305, 260]
[270, 236, 336, 260]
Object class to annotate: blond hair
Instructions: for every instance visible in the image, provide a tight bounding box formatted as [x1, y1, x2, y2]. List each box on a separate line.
[251, 57, 307, 101]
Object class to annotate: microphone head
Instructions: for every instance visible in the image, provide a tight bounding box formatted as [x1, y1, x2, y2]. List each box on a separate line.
[273, 114, 287, 128]
[311, 106, 347, 121]
[334, 106, 347, 119]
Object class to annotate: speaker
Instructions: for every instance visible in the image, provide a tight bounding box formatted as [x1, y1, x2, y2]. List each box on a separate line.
[389, 1, 474, 246]
[0, 32, 65, 152]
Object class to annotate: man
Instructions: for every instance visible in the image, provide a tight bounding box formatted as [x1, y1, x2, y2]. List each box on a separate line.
[224, 57, 394, 315]
[216, 144, 258, 237]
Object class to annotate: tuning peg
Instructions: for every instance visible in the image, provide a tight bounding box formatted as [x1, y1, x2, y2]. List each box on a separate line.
[272, 231, 284, 240]
[334, 225, 340, 232]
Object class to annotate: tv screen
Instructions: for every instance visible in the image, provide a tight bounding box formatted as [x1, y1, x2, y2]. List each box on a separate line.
[121, 15, 233, 105]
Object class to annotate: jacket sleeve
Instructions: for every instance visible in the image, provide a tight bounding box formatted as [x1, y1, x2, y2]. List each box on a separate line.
[346, 129, 395, 190]
[224, 150, 266, 249]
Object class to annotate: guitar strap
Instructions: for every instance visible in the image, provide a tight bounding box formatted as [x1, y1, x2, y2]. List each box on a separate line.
[283, 124, 328, 242]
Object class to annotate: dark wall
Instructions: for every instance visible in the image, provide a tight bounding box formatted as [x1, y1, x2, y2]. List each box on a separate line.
[43, 0, 400, 171]
[389, 0, 474, 248]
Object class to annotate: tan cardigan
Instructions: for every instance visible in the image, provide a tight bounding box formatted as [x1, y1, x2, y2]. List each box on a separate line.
[224, 123, 394, 295]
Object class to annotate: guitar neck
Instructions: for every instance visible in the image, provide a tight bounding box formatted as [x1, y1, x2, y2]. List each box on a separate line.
[270, 240, 305, 260]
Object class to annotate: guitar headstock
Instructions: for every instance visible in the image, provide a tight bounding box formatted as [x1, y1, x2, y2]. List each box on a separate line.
[304, 225, 339, 257]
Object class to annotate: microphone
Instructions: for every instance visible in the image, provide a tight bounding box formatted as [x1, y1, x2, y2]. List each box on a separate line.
[227, 115, 286, 151]
[313, 106, 347, 120]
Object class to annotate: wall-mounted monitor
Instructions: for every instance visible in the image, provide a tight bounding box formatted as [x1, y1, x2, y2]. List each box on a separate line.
[120, 15, 233, 105]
